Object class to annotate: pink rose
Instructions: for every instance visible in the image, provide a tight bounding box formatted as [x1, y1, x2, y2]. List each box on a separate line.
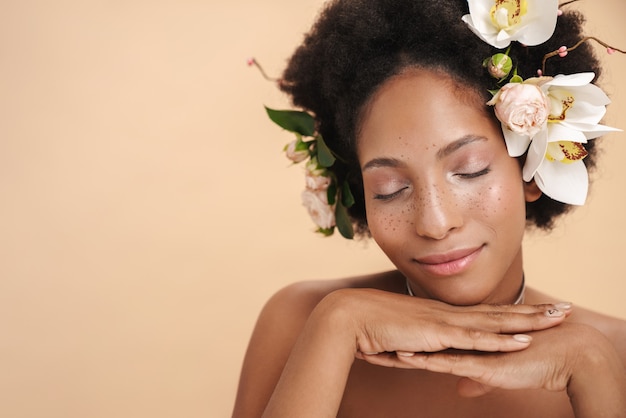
[305, 172, 331, 191]
[285, 140, 309, 163]
[488, 83, 550, 137]
[301, 189, 335, 230]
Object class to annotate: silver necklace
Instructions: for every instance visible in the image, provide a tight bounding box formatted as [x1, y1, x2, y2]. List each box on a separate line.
[405, 275, 526, 305]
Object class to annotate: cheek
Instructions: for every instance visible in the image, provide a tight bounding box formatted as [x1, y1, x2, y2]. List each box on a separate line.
[483, 186, 517, 215]
[473, 153, 527, 219]
[365, 202, 411, 246]
[477, 176, 527, 228]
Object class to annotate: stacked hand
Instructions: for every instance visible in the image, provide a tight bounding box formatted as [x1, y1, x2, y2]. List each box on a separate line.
[264, 288, 626, 418]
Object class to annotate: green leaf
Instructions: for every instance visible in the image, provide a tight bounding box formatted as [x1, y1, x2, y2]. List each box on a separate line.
[335, 202, 354, 239]
[315, 134, 336, 168]
[341, 181, 355, 208]
[265, 107, 315, 136]
[327, 182, 337, 206]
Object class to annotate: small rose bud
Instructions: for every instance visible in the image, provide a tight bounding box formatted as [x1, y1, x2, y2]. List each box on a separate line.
[285, 140, 309, 163]
[484, 53, 512, 79]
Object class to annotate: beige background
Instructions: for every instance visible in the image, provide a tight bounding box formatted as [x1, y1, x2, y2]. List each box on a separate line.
[0, 1, 624, 417]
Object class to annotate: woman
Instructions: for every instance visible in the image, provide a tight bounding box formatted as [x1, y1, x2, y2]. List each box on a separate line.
[234, 0, 626, 416]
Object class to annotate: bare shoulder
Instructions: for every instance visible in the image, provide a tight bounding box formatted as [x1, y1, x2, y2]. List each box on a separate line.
[528, 287, 626, 360]
[232, 270, 402, 417]
[251, 270, 404, 338]
[569, 305, 626, 360]
[258, 270, 403, 327]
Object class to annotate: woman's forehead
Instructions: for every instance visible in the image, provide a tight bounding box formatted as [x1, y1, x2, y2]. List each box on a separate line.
[357, 70, 494, 144]
[358, 68, 489, 130]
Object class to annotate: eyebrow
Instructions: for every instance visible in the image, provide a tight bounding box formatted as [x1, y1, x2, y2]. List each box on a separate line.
[436, 134, 488, 160]
[362, 134, 488, 172]
[361, 156, 404, 172]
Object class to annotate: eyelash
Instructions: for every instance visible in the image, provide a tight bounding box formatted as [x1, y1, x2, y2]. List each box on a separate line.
[372, 167, 491, 201]
[456, 166, 491, 179]
[373, 187, 408, 201]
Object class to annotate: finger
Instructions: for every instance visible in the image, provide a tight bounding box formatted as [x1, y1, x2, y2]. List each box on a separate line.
[397, 351, 496, 380]
[399, 350, 491, 376]
[423, 327, 533, 352]
[357, 352, 416, 369]
[411, 298, 573, 331]
[358, 332, 532, 368]
[459, 307, 570, 334]
[444, 302, 573, 317]
[395, 351, 537, 391]
[422, 303, 572, 334]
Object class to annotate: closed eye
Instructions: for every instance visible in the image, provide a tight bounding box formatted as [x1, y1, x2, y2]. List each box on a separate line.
[373, 187, 409, 201]
[456, 167, 491, 179]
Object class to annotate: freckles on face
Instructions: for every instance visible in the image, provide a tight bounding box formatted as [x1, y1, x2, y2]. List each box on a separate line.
[356, 69, 528, 282]
[472, 184, 516, 232]
[373, 210, 403, 234]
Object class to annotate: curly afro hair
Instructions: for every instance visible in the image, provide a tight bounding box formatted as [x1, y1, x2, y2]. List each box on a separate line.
[280, 0, 602, 236]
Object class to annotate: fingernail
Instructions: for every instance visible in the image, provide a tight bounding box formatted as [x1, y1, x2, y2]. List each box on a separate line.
[554, 302, 572, 310]
[545, 308, 564, 318]
[513, 334, 532, 343]
[361, 351, 379, 355]
[396, 351, 415, 357]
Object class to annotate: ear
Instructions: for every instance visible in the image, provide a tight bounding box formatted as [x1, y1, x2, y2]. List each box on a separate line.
[524, 180, 542, 202]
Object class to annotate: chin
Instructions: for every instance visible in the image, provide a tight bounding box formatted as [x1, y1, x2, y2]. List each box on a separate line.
[415, 278, 498, 306]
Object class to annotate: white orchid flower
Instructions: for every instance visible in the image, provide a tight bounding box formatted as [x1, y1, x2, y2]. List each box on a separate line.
[523, 129, 590, 205]
[462, 0, 559, 49]
[520, 73, 621, 205]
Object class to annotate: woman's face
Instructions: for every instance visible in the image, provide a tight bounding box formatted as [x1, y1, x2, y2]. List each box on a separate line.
[357, 69, 539, 305]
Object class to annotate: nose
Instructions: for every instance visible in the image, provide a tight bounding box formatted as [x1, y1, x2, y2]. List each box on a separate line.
[412, 182, 463, 240]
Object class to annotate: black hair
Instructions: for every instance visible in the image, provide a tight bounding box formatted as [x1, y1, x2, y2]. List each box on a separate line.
[280, 0, 602, 236]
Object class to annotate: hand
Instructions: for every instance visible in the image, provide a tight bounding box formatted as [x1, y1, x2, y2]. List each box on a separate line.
[327, 288, 571, 357]
[261, 288, 574, 418]
[360, 320, 626, 416]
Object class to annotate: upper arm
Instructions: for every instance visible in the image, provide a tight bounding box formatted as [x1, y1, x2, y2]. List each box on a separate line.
[232, 282, 327, 418]
[573, 309, 626, 367]
[607, 319, 626, 366]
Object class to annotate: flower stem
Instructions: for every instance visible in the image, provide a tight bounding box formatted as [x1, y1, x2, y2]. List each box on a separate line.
[542, 36, 626, 74]
[558, 0, 580, 7]
[247, 57, 280, 82]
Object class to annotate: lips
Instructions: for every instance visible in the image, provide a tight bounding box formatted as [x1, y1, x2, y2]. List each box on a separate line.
[414, 246, 483, 276]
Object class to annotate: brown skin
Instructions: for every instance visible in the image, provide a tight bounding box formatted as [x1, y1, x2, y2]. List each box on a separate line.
[232, 70, 626, 417]
[233, 274, 626, 418]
